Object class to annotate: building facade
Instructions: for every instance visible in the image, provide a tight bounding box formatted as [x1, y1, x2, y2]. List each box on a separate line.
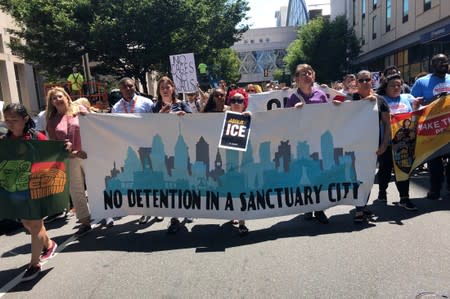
[0, 11, 43, 113]
[342, 0, 449, 83]
[231, 27, 298, 83]
[287, 0, 309, 27]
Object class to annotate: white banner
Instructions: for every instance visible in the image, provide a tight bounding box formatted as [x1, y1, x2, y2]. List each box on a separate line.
[247, 87, 347, 112]
[80, 101, 379, 220]
[169, 53, 197, 94]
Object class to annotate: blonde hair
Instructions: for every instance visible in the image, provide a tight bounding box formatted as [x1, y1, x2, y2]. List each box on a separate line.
[73, 97, 91, 111]
[45, 87, 80, 121]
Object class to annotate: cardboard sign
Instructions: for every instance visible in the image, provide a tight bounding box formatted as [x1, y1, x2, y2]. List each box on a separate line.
[169, 53, 197, 93]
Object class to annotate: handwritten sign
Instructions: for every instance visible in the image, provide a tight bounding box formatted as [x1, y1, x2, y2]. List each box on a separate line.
[169, 53, 197, 93]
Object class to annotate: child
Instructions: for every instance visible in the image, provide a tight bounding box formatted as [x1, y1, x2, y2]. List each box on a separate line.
[2, 103, 62, 281]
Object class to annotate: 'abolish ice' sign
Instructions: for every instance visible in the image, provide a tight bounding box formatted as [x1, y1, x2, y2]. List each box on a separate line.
[218, 111, 252, 151]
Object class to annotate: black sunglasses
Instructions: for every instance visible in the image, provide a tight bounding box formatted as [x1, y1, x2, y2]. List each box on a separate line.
[230, 97, 244, 104]
[358, 78, 371, 83]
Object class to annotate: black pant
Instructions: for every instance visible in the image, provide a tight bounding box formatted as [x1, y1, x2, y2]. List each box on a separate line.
[377, 146, 409, 198]
[428, 155, 450, 195]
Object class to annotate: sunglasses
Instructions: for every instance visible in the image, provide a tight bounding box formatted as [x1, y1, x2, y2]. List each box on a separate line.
[295, 71, 313, 77]
[358, 78, 372, 83]
[230, 97, 244, 104]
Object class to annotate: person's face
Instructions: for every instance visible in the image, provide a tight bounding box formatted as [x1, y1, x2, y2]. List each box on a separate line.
[159, 81, 174, 101]
[295, 68, 314, 86]
[386, 79, 402, 98]
[219, 80, 226, 89]
[356, 74, 372, 92]
[119, 80, 136, 100]
[186, 93, 197, 102]
[344, 76, 356, 89]
[51, 91, 69, 110]
[229, 93, 245, 113]
[4, 111, 27, 136]
[386, 69, 399, 76]
[247, 85, 256, 93]
[433, 57, 449, 74]
[213, 89, 225, 105]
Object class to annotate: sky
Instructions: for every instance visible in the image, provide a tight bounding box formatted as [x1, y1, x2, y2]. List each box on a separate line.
[246, 0, 329, 29]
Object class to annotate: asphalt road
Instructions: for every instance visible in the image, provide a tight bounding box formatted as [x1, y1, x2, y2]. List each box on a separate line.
[1, 174, 449, 299]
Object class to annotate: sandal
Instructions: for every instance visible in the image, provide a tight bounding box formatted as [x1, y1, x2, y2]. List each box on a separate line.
[238, 224, 249, 236]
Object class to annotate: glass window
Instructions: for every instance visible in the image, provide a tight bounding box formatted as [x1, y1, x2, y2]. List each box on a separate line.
[0, 34, 4, 53]
[403, 0, 409, 22]
[373, 0, 378, 10]
[362, 0, 366, 17]
[361, 18, 366, 45]
[13, 64, 23, 104]
[424, 0, 431, 11]
[372, 15, 377, 39]
[353, 0, 356, 25]
[386, 0, 391, 32]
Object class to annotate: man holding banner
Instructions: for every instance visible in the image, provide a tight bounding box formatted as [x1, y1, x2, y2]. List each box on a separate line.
[411, 53, 450, 200]
[285, 64, 330, 224]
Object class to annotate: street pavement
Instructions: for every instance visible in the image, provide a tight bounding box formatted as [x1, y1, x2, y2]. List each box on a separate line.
[1, 173, 449, 299]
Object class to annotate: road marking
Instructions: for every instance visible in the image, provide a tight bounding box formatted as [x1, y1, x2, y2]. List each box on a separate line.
[0, 223, 100, 297]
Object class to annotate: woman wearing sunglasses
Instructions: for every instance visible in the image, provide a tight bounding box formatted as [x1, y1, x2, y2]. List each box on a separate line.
[226, 88, 251, 236]
[202, 88, 228, 113]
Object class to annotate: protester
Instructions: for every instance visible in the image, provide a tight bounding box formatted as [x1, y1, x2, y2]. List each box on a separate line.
[111, 77, 160, 225]
[67, 66, 84, 97]
[46, 87, 92, 236]
[382, 65, 411, 93]
[2, 103, 61, 281]
[152, 76, 192, 234]
[342, 74, 357, 95]
[351, 70, 391, 222]
[227, 89, 251, 235]
[377, 73, 419, 210]
[411, 53, 450, 200]
[246, 84, 257, 94]
[285, 63, 329, 224]
[202, 88, 228, 113]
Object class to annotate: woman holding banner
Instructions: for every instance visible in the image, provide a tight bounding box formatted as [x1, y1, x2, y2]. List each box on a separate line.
[153, 76, 192, 234]
[46, 87, 92, 236]
[227, 89, 251, 235]
[377, 73, 419, 211]
[2, 103, 61, 282]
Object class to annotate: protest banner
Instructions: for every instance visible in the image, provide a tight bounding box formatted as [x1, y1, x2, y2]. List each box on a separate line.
[169, 53, 197, 93]
[0, 140, 70, 220]
[80, 100, 379, 221]
[391, 94, 450, 181]
[219, 111, 252, 151]
[246, 87, 347, 112]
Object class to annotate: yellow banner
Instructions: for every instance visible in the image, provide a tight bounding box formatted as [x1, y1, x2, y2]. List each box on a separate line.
[391, 95, 450, 181]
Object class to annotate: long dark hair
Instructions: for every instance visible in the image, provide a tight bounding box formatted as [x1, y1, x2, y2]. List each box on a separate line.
[203, 88, 225, 113]
[3, 103, 36, 137]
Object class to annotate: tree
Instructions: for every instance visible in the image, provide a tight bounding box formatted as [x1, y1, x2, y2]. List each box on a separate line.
[207, 48, 241, 84]
[284, 16, 360, 84]
[0, 0, 249, 93]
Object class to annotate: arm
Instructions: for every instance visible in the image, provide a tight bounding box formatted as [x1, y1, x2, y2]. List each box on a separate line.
[376, 111, 391, 156]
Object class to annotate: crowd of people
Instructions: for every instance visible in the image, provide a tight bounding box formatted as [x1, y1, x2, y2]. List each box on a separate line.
[1, 53, 449, 282]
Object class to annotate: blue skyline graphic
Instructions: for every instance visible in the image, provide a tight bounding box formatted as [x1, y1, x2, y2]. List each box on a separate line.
[104, 130, 358, 197]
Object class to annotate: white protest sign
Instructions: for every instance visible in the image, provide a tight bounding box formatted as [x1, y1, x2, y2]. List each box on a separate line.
[169, 53, 197, 93]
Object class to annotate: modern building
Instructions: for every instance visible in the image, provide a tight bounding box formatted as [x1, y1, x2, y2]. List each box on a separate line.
[286, 0, 309, 27]
[275, 6, 288, 27]
[306, 0, 331, 20]
[339, 0, 449, 83]
[0, 10, 43, 113]
[231, 26, 298, 83]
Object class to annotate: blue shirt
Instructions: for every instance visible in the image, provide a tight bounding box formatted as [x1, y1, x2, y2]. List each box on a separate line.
[411, 74, 450, 104]
[111, 95, 154, 113]
[383, 94, 415, 114]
